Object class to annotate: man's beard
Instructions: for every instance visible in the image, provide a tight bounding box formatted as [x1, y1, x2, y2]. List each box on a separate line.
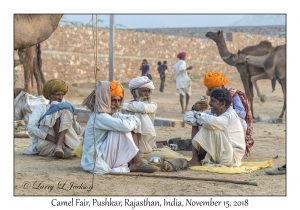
[135, 89, 151, 102]
[111, 105, 121, 113]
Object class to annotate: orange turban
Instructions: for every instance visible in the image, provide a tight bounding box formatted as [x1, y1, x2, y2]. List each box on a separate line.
[203, 71, 228, 88]
[110, 81, 123, 98]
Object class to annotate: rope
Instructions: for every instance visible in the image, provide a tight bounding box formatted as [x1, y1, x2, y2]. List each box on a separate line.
[87, 14, 99, 193]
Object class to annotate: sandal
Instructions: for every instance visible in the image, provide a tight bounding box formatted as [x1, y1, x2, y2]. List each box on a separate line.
[129, 164, 158, 173]
[54, 146, 64, 158]
[63, 147, 74, 158]
[265, 165, 286, 175]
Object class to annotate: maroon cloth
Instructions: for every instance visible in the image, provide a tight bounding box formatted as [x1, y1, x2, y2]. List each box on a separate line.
[177, 52, 186, 58]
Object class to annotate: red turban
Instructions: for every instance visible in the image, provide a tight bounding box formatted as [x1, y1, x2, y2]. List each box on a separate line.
[177, 51, 186, 58]
[203, 71, 228, 88]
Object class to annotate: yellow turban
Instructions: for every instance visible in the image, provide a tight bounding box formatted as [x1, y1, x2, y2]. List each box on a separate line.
[203, 71, 228, 88]
[110, 81, 123, 98]
[42, 78, 68, 99]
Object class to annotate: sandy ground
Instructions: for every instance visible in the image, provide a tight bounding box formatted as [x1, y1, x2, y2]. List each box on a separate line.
[14, 74, 286, 196]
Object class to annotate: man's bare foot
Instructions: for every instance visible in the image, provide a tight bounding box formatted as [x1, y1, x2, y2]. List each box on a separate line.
[182, 110, 185, 114]
[188, 159, 202, 166]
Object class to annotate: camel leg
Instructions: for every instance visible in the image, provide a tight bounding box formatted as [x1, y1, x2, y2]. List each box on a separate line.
[18, 48, 33, 94]
[248, 75, 255, 119]
[33, 45, 44, 95]
[251, 73, 273, 103]
[278, 78, 286, 119]
[36, 44, 46, 84]
[33, 57, 43, 95]
[238, 67, 255, 119]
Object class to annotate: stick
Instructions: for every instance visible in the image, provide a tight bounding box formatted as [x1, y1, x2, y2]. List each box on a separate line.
[14, 133, 31, 138]
[109, 172, 258, 186]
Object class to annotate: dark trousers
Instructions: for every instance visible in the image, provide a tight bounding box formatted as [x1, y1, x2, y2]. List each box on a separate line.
[160, 76, 165, 92]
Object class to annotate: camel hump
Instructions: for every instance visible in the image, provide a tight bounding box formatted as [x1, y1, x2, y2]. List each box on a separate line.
[264, 44, 286, 70]
[243, 40, 274, 56]
[258, 40, 273, 48]
[274, 44, 286, 51]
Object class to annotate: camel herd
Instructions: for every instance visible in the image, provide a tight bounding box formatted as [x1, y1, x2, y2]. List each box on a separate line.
[205, 30, 286, 119]
[13, 16, 286, 120]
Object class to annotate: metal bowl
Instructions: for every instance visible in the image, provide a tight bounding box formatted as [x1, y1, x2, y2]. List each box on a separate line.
[149, 156, 161, 163]
[169, 144, 178, 151]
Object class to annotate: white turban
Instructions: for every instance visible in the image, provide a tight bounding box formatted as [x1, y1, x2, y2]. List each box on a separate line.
[128, 76, 155, 93]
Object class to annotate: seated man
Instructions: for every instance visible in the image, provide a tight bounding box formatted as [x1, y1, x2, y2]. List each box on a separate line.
[23, 79, 82, 158]
[195, 71, 253, 157]
[81, 81, 158, 174]
[183, 88, 245, 167]
[122, 76, 157, 154]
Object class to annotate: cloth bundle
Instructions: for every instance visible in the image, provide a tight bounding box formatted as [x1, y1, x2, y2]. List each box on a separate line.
[160, 158, 190, 172]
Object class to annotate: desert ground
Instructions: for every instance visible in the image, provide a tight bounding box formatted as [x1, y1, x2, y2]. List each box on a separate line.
[14, 72, 286, 196]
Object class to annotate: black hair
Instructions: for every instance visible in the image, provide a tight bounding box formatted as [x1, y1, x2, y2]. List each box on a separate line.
[210, 88, 232, 108]
[157, 61, 162, 65]
[163, 61, 167, 64]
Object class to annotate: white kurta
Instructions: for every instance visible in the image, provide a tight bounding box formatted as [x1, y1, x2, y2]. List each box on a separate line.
[122, 101, 157, 153]
[24, 101, 82, 156]
[81, 112, 141, 174]
[183, 107, 245, 167]
[174, 60, 191, 95]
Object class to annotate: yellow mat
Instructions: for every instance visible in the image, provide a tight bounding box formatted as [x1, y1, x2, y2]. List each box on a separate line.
[184, 156, 274, 174]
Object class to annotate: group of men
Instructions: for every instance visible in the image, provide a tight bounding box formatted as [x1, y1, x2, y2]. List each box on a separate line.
[23, 76, 159, 174]
[21, 51, 285, 175]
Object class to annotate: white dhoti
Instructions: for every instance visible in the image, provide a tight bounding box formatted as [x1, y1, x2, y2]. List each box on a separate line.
[138, 135, 157, 154]
[102, 131, 139, 173]
[192, 127, 234, 166]
[177, 86, 192, 96]
[36, 109, 81, 156]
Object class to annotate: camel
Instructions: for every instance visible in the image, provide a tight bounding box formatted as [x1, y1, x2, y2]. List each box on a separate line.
[232, 45, 286, 119]
[16, 44, 45, 95]
[205, 30, 275, 118]
[14, 14, 62, 95]
[14, 14, 62, 50]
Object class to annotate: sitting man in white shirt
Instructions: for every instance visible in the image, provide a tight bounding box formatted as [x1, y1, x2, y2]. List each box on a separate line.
[122, 76, 158, 154]
[81, 81, 158, 174]
[23, 78, 82, 158]
[183, 88, 245, 167]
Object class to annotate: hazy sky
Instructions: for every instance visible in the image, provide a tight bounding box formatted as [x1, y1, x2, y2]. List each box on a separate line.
[61, 14, 248, 28]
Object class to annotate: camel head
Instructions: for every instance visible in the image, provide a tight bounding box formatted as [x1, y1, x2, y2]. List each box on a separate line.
[205, 30, 223, 42]
[231, 50, 248, 64]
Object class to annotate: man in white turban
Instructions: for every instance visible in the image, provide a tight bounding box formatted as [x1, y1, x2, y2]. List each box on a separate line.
[122, 76, 157, 154]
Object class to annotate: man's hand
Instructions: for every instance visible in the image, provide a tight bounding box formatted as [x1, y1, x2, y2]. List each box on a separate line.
[46, 134, 57, 143]
[193, 101, 208, 112]
[187, 66, 193, 70]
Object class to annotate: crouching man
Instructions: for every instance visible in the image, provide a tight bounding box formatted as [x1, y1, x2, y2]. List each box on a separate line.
[81, 81, 158, 174]
[24, 79, 82, 158]
[122, 76, 158, 155]
[183, 88, 245, 167]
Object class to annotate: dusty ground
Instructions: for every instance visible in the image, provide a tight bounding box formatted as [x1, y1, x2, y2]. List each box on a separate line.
[14, 73, 286, 196]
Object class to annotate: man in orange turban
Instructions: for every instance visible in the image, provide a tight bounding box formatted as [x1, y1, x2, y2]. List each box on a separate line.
[110, 81, 124, 98]
[81, 80, 158, 174]
[186, 71, 254, 157]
